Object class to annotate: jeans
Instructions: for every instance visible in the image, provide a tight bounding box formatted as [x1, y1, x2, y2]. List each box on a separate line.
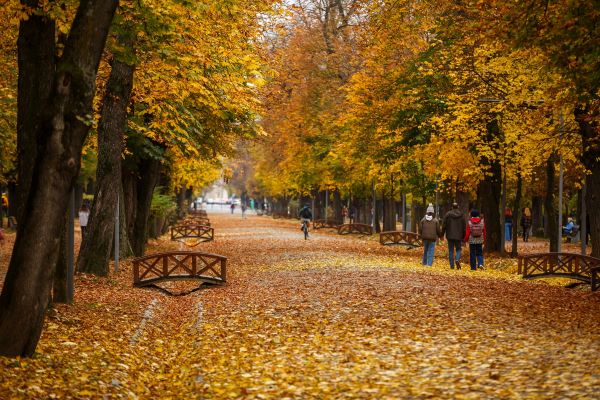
[469, 243, 484, 270]
[505, 223, 512, 241]
[422, 240, 436, 266]
[447, 239, 461, 268]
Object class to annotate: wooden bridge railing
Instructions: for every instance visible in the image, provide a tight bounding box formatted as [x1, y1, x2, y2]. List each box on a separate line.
[133, 251, 226, 287]
[337, 223, 373, 236]
[592, 267, 600, 291]
[184, 216, 211, 226]
[189, 209, 207, 217]
[379, 231, 422, 248]
[171, 224, 214, 245]
[518, 252, 600, 289]
[313, 219, 341, 230]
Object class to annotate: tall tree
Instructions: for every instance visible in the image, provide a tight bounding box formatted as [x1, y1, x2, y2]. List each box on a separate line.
[0, 0, 118, 357]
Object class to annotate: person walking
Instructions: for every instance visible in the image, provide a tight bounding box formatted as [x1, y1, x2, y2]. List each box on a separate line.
[521, 207, 532, 242]
[78, 204, 90, 239]
[419, 203, 441, 267]
[504, 208, 513, 241]
[442, 202, 466, 269]
[463, 209, 486, 270]
[241, 203, 247, 219]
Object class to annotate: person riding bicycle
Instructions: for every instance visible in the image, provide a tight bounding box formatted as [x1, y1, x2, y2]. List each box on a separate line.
[298, 204, 312, 236]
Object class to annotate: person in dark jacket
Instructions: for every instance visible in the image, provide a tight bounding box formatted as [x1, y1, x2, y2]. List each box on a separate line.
[442, 202, 466, 269]
[521, 207, 532, 242]
[463, 209, 486, 270]
[419, 203, 441, 266]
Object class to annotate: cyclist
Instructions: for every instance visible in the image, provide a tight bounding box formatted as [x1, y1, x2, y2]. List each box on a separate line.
[298, 204, 312, 239]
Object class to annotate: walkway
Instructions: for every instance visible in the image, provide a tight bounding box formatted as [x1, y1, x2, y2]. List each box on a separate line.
[0, 213, 598, 399]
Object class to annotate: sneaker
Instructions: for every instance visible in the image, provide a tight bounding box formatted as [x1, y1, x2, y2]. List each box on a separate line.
[477, 265, 484, 270]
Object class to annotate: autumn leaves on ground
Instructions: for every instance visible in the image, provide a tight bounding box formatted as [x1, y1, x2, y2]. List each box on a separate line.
[0, 213, 598, 399]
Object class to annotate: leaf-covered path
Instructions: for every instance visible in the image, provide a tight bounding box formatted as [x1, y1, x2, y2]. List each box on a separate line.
[1, 213, 599, 399]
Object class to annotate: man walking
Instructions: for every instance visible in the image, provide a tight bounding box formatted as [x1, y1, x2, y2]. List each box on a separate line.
[442, 202, 466, 269]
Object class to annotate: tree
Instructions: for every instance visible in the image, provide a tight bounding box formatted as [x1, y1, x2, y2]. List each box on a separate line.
[0, 0, 118, 357]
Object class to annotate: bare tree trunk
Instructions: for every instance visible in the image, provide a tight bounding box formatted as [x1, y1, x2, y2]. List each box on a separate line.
[78, 47, 135, 276]
[0, 0, 118, 357]
[577, 107, 600, 257]
[545, 155, 559, 252]
[511, 173, 522, 257]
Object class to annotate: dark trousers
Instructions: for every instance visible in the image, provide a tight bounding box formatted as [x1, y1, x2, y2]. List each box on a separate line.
[469, 243, 483, 270]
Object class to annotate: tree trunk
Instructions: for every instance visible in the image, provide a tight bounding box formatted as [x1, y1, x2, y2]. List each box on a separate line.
[477, 120, 502, 253]
[511, 173, 522, 257]
[52, 215, 68, 303]
[531, 195, 543, 236]
[176, 185, 187, 218]
[576, 107, 600, 257]
[333, 190, 342, 223]
[0, 0, 118, 357]
[14, 7, 55, 223]
[77, 50, 135, 276]
[130, 156, 161, 257]
[545, 155, 559, 252]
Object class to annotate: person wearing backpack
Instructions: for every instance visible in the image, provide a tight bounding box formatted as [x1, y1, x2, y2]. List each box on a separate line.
[463, 209, 486, 270]
[419, 204, 441, 266]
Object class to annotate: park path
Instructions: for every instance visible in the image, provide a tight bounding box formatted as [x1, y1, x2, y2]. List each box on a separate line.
[0, 212, 599, 399]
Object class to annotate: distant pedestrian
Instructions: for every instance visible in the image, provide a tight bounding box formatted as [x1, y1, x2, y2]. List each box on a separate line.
[419, 203, 441, 266]
[241, 203, 247, 218]
[464, 209, 486, 270]
[230, 203, 235, 214]
[442, 202, 466, 269]
[504, 208, 513, 241]
[521, 207, 532, 242]
[79, 204, 90, 239]
[349, 206, 355, 224]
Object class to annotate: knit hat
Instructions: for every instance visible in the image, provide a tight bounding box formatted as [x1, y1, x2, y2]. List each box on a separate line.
[426, 203, 434, 214]
[470, 209, 480, 217]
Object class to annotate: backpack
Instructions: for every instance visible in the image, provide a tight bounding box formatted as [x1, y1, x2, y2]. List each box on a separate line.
[470, 220, 484, 238]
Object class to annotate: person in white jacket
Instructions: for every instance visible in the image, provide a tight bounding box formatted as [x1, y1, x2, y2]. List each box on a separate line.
[79, 204, 90, 239]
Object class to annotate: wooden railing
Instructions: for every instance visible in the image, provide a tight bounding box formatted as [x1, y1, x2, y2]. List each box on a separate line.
[313, 219, 341, 230]
[184, 215, 211, 226]
[379, 231, 422, 248]
[337, 223, 373, 236]
[592, 267, 600, 292]
[518, 253, 600, 287]
[133, 251, 226, 287]
[171, 224, 214, 245]
[189, 209, 208, 217]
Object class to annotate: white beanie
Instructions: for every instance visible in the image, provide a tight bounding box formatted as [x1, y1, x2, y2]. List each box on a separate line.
[426, 203, 434, 214]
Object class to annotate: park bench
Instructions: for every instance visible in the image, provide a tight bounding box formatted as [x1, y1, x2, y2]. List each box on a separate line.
[337, 223, 373, 236]
[133, 251, 226, 291]
[379, 231, 422, 248]
[518, 252, 600, 290]
[312, 219, 341, 230]
[171, 224, 214, 246]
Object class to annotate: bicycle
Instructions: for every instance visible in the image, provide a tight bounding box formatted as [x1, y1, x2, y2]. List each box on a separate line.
[301, 218, 310, 240]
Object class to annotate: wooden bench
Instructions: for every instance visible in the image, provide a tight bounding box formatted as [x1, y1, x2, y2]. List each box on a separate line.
[379, 231, 422, 248]
[518, 252, 600, 289]
[337, 223, 373, 236]
[133, 251, 226, 289]
[313, 219, 341, 230]
[171, 224, 214, 246]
